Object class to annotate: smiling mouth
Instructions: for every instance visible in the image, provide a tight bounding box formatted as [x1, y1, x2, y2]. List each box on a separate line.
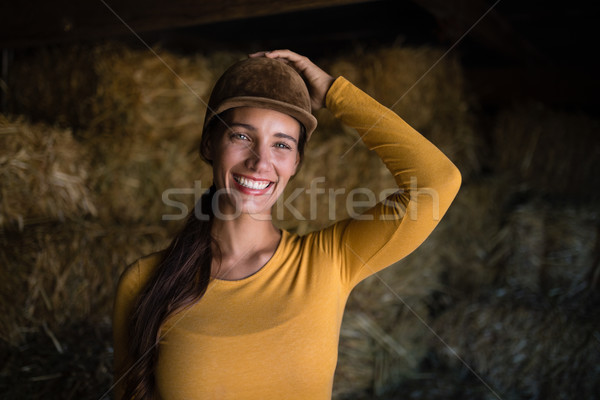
[233, 175, 274, 190]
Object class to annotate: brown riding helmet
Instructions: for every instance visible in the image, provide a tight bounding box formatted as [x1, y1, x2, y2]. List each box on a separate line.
[200, 57, 317, 161]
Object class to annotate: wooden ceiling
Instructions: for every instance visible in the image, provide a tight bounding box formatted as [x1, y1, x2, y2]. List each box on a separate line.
[0, 0, 381, 48]
[1, 0, 598, 111]
[0, 0, 593, 61]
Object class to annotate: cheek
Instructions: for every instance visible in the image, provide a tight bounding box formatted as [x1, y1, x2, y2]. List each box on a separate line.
[213, 143, 247, 169]
[274, 153, 299, 177]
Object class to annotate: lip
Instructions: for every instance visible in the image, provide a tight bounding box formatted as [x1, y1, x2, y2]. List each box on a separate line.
[232, 173, 275, 195]
[233, 173, 273, 183]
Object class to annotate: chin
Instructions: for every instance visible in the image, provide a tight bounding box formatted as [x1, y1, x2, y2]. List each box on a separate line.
[213, 187, 278, 219]
[239, 193, 279, 217]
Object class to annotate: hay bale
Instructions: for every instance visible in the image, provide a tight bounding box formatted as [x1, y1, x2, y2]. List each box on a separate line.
[414, 177, 599, 303]
[0, 115, 97, 230]
[322, 46, 481, 180]
[87, 130, 212, 228]
[8, 43, 238, 140]
[89, 43, 222, 142]
[334, 303, 431, 398]
[492, 103, 600, 202]
[7, 43, 241, 227]
[432, 295, 600, 399]
[7, 45, 100, 132]
[428, 177, 514, 297]
[498, 199, 598, 298]
[0, 220, 169, 345]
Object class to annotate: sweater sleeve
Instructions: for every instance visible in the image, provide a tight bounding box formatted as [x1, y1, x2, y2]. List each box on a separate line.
[323, 77, 461, 290]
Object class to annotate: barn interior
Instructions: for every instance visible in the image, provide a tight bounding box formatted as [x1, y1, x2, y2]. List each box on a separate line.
[1, 1, 599, 399]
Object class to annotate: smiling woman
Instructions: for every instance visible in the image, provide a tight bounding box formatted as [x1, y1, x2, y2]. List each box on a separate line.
[205, 107, 302, 218]
[112, 50, 461, 400]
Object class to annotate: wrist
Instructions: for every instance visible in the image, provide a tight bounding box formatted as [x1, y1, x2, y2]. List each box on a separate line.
[321, 76, 336, 109]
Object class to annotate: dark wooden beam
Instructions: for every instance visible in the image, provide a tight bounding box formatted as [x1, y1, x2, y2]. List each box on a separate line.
[410, 0, 545, 64]
[0, 0, 379, 48]
[464, 65, 600, 112]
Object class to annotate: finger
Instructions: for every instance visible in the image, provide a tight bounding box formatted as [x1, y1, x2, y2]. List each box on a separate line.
[248, 51, 268, 58]
[248, 51, 295, 68]
[251, 50, 319, 81]
[263, 49, 304, 63]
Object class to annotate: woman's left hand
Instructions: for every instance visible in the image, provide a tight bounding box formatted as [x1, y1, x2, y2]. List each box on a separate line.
[249, 49, 335, 111]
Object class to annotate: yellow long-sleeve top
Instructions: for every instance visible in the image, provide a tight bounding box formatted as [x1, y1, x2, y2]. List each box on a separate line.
[113, 77, 461, 399]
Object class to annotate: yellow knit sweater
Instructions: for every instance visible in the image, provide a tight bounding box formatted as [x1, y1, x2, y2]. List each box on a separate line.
[113, 77, 461, 399]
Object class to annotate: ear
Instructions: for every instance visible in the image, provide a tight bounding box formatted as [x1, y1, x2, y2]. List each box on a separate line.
[200, 133, 213, 163]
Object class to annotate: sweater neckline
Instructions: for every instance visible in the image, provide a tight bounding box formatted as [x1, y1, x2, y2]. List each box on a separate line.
[210, 229, 288, 284]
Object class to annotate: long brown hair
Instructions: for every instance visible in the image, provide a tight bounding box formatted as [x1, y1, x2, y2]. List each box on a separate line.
[121, 117, 307, 399]
[122, 185, 217, 399]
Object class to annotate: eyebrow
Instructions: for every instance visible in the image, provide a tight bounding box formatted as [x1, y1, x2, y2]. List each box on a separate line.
[228, 122, 298, 145]
[228, 122, 256, 131]
[274, 132, 298, 145]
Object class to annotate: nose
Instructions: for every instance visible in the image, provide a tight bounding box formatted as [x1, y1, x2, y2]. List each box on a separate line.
[245, 142, 271, 172]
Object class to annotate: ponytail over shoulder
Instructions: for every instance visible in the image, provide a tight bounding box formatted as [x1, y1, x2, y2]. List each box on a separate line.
[122, 185, 217, 400]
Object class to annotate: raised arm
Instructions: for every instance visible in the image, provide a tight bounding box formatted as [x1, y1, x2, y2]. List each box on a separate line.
[326, 77, 462, 288]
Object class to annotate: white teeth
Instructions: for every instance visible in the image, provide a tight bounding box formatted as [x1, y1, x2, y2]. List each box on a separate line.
[234, 175, 271, 190]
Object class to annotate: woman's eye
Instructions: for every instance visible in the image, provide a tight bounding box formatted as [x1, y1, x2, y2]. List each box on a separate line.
[231, 133, 249, 141]
[275, 142, 292, 150]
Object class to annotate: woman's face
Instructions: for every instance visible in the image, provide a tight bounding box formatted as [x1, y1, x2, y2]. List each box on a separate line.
[206, 107, 301, 219]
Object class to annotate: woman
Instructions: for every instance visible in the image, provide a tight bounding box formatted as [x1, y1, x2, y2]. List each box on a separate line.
[113, 49, 461, 399]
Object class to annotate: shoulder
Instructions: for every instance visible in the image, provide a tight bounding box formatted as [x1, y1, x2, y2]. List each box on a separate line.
[291, 219, 352, 257]
[116, 251, 165, 299]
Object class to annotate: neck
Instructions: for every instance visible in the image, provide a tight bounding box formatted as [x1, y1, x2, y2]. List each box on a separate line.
[211, 213, 280, 259]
